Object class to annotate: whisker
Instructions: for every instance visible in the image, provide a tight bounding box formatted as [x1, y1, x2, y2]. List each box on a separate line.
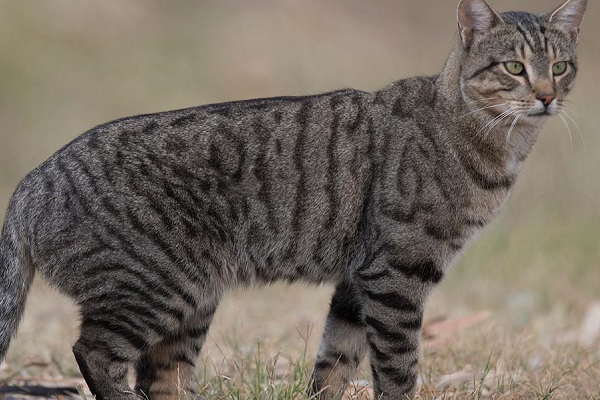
[475, 113, 506, 139]
[505, 112, 523, 148]
[485, 110, 518, 140]
[558, 114, 574, 155]
[483, 110, 516, 138]
[465, 97, 500, 104]
[460, 103, 507, 118]
[477, 108, 516, 139]
[560, 109, 585, 148]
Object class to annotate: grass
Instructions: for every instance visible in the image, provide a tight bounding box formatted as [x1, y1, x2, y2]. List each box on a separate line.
[181, 321, 600, 399]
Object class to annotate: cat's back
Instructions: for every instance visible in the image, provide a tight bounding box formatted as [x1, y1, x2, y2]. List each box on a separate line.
[8, 88, 376, 284]
[28, 87, 371, 192]
[17, 88, 364, 199]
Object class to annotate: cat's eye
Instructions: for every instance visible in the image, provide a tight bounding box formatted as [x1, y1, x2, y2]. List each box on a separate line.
[504, 61, 525, 76]
[552, 62, 568, 76]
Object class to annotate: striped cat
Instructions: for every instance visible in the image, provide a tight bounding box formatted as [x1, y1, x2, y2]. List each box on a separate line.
[0, 0, 587, 398]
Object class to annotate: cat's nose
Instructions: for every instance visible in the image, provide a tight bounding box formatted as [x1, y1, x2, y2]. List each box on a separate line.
[537, 94, 555, 107]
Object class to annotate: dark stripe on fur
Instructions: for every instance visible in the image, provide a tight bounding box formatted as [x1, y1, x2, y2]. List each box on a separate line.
[390, 260, 444, 284]
[363, 289, 420, 313]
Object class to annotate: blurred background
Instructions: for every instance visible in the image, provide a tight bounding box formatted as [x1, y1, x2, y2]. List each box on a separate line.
[0, 0, 598, 395]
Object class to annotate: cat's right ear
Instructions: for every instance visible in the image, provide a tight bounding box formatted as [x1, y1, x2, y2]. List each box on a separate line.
[548, 0, 588, 44]
[457, 0, 503, 48]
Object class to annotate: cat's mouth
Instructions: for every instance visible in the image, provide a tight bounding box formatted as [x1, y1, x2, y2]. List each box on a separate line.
[526, 101, 559, 118]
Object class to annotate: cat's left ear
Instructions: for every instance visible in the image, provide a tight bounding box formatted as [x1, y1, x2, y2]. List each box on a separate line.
[457, 0, 503, 48]
[548, 0, 588, 43]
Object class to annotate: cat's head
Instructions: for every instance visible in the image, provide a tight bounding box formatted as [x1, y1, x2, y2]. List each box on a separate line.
[456, 0, 587, 126]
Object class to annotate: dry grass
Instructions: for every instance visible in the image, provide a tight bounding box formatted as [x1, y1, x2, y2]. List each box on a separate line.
[3, 276, 600, 399]
[1, 1, 599, 399]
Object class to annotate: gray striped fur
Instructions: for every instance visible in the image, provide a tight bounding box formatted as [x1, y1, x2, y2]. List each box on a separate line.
[0, 0, 587, 398]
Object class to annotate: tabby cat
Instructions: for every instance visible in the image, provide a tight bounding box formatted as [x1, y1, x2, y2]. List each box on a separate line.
[0, 0, 587, 398]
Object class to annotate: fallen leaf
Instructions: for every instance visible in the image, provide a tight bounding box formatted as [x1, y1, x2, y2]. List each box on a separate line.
[437, 369, 482, 391]
[578, 302, 600, 347]
[423, 311, 491, 349]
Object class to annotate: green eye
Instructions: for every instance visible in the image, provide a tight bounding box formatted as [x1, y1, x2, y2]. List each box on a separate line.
[552, 62, 567, 76]
[504, 61, 525, 75]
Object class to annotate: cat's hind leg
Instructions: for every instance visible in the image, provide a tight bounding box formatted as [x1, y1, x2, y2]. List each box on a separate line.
[73, 287, 197, 400]
[309, 281, 367, 400]
[72, 317, 146, 400]
[135, 307, 217, 400]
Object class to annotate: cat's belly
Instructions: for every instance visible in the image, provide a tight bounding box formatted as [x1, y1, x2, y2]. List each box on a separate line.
[231, 219, 357, 286]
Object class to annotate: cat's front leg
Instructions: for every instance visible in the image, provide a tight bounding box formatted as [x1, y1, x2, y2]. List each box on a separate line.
[309, 280, 368, 399]
[357, 257, 440, 399]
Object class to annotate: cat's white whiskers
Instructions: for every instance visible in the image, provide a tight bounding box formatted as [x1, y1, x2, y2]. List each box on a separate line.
[465, 97, 500, 104]
[460, 103, 507, 118]
[477, 109, 512, 136]
[558, 114, 574, 155]
[477, 109, 513, 140]
[477, 108, 516, 140]
[505, 112, 523, 148]
[560, 108, 585, 148]
[485, 110, 517, 139]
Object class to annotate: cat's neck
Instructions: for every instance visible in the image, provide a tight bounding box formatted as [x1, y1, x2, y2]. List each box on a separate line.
[436, 47, 543, 180]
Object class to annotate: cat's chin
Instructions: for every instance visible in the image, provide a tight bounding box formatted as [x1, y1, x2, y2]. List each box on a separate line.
[526, 112, 551, 118]
[521, 112, 553, 126]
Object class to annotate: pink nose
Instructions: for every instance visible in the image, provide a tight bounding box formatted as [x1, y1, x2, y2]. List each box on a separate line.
[538, 94, 555, 107]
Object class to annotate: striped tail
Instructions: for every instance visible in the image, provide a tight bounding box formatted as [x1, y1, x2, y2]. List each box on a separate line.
[0, 201, 34, 362]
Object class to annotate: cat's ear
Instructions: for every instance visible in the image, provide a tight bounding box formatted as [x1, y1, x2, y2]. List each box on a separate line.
[457, 0, 503, 48]
[548, 0, 588, 44]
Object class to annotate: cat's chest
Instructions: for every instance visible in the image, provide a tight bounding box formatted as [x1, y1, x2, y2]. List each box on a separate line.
[374, 133, 512, 260]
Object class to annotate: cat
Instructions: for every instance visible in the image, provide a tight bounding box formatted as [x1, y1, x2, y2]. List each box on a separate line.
[0, 0, 587, 398]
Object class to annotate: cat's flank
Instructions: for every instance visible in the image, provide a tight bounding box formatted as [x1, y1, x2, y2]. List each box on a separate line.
[0, 0, 587, 399]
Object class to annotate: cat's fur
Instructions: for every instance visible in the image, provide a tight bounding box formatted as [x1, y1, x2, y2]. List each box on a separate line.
[0, 0, 587, 398]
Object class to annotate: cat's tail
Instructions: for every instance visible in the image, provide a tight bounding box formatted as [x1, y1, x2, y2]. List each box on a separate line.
[0, 194, 35, 363]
